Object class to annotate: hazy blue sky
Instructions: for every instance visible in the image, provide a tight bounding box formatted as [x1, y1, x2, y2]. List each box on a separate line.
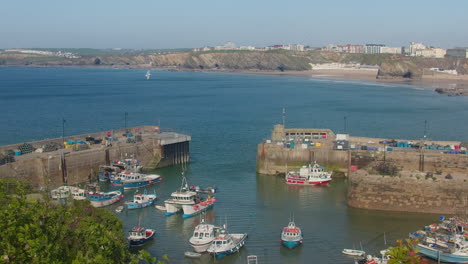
[1, 0, 467, 49]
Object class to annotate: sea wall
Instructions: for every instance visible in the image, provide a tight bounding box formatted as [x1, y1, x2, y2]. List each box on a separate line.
[0, 127, 190, 189]
[256, 143, 349, 175]
[347, 171, 468, 214]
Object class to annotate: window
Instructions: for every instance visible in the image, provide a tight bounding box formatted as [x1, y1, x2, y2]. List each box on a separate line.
[194, 232, 198, 237]
[205, 233, 209, 238]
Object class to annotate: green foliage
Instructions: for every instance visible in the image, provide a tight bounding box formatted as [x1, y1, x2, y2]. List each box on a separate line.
[387, 239, 427, 264]
[0, 180, 162, 264]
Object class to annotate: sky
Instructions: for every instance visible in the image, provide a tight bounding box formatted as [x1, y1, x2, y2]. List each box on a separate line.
[1, 0, 467, 49]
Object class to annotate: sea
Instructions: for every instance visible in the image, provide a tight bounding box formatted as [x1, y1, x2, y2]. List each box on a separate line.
[2, 67, 468, 264]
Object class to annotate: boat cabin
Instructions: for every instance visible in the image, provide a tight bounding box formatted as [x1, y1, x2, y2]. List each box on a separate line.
[128, 227, 151, 238]
[170, 190, 197, 201]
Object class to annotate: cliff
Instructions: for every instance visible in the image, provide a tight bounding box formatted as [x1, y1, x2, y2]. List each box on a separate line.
[1, 50, 467, 79]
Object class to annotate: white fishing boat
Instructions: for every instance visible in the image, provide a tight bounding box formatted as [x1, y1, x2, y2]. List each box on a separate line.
[125, 189, 157, 209]
[145, 70, 151, 80]
[164, 174, 216, 218]
[342, 248, 366, 257]
[207, 225, 247, 258]
[50, 186, 73, 199]
[189, 218, 219, 253]
[285, 162, 332, 185]
[71, 188, 87, 200]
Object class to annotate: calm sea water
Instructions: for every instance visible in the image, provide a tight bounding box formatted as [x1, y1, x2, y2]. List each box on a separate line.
[2, 67, 468, 263]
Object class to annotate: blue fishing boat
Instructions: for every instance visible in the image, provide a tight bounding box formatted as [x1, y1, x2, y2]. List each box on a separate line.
[111, 172, 162, 190]
[127, 226, 155, 246]
[86, 191, 123, 207]
[416, 243, 468, 263]
[281, 219, 303, 249]
[125, 189, 157, 209]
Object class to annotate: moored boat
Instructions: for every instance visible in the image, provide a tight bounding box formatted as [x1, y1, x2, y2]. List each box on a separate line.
[207, 226, 248, 258]
[189, 219, 219, 253]
[125, 189, 157, 209]
[50, 186, 74, 199]
[285, 162, 332, 185]
[86, 191, 123, 207]
[184, 251, 202, 258]
[111, 172, 162, 190]
[281, 220, 303, 249]
[98, 165, 123, 182]
[342, 248, 366, 257]
[71, 188, 87, 200]
[127, 226, 155, 246]
[164, 175, 216, 218]
[115, 206, 124, 213]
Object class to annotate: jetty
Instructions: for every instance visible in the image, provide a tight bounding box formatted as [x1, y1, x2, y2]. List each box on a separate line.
[0, 126, 190, 188]
[257, 124, 468, 214]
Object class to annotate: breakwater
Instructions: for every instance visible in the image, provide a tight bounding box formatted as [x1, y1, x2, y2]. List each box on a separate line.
[0, 126, 190, 188]
[347, 171, 468, 214]
[257, 124, 468, 213]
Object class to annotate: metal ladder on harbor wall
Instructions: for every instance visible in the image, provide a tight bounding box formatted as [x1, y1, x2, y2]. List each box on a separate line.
[247, 255, 258, 264]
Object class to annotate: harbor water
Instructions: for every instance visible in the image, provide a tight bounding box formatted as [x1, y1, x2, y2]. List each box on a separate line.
[2, 67, 468, 263]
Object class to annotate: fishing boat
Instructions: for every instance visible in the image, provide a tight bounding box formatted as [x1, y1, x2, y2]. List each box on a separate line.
[98, 165, 123, 182]
[112, 158, 142, 173]
[207, 225, 248, 258]
[50, 186, 73, 199]
[125, 189, 157, 209]
[111, 172, 162, 189]
[127, 226, 155, 246]
[280, 219, 303, 249]
[416, 237, 468, 263]
[145, 70, 151, 80]
[342, 249, 366, 257]
[164, 175, 216, 218]
[86, 191, 123, 207]
[71, 188, 87, 200]
[189, 218, 219, 253]
[285, 162, 332, 185]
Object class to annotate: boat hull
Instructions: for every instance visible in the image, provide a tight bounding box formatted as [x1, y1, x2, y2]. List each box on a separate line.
[190, 240, 213, 253]
[182, 202, 214, 219]
[417, 245, 468, 263]
[281, 239, 302, 249]
[285, 179, 331, 185]
[127, 200, 154, 210]
[88, 193, 123, 208]
[129, 232, 155, 246]
[164, 202, 184, 216]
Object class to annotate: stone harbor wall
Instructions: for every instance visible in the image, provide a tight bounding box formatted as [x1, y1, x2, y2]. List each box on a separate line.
[347, 171, 468, 214]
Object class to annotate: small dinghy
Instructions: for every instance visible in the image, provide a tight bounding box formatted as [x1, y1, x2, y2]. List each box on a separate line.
[155, 205, 167, 211]
[115, 206, 124, 213]
[184, 251, 202, 258]
[342, 248, 366, 256]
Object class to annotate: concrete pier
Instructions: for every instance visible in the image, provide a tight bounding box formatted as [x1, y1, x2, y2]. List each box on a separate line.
[0, 126, 190, 188]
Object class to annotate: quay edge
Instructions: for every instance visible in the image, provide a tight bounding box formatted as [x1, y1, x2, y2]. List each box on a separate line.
[0, 126, 190, 189]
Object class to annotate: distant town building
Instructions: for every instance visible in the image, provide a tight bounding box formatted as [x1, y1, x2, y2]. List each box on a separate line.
[364, 44, 385, 54]
[4, 49, 80, 58]
[415, 48, 446, 58]
[290, 44, 305, 52]
[446, 48, 468, 58]
[215, 42, 237, 50]
[380, 46, 402, 55]
[409, 42, 427, 56]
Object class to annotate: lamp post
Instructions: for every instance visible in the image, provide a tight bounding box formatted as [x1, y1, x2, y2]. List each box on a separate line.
[62, 118, 66, 143]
